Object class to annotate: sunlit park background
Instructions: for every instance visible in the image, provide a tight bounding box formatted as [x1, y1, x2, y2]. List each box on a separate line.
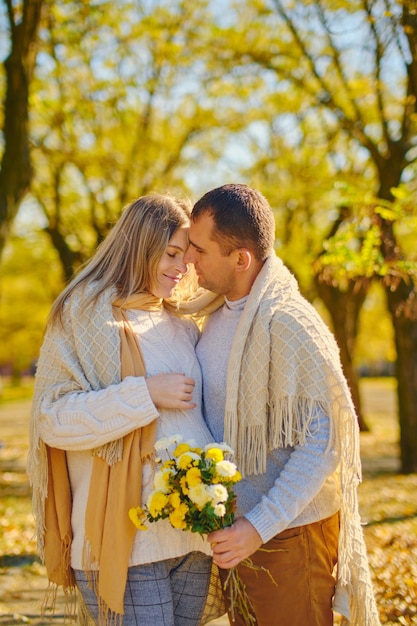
[0, 0, 417, 623]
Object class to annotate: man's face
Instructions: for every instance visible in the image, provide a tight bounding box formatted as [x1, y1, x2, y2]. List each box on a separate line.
[184, 213, 239, 298]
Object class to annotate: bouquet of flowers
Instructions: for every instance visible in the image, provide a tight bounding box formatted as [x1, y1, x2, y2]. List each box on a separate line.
[129, 434, 241, 534]
[129, 434, 256, 623]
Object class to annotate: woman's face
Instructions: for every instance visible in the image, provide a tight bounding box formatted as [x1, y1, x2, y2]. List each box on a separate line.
[151, 226, 189, 298]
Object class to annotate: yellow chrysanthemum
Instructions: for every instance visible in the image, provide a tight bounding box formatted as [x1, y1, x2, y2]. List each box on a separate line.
[128, 506, 148, 530]
[148, 491, 169, 517]
[169, 503, 188, 529]
[180, 475, 189, 495]
[205, 447, 224, 462]
[169, 491, 182, 509]
[186, 466, 202, 487]
[174, 442, 191, 457]
[178, 453, 194, 469]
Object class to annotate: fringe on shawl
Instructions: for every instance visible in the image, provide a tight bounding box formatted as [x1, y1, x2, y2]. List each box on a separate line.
[80, 529, 133, 626]
[28, 420, 76, 620]
[93, 438, 124, 465]
[268, 396, 332, 450]
[41, 581, 77, 622]
[79, 542, 123, 626]
[227, 396, 333, 478]
[78, 589, 97, 626]
[335, 406, 380, 624]
[28, 440, 48, 563]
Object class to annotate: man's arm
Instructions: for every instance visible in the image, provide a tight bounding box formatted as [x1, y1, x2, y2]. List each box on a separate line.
[207, 410, 339, 568]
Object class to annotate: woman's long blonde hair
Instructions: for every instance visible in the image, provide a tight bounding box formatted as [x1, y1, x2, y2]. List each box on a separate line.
[48, 193, 192, 326]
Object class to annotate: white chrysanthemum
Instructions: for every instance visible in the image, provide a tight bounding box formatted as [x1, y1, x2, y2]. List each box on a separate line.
[153, 468, 173, 493]
[208, 483, 228, 504]
[188, 484, 212, 510]
[204, 442, 234, 455]
[216, 460, 238, 478]
[213, 503, 226, 518]
[154, 434, 183, 452]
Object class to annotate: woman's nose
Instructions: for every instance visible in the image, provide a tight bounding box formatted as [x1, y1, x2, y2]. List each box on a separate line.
[176, 257, 188, 274]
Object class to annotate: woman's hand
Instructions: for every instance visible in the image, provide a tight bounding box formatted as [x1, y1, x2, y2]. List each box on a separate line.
[146, 373, 196, 410]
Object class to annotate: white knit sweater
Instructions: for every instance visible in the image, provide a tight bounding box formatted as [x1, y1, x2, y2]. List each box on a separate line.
[33, 304, 213, 568]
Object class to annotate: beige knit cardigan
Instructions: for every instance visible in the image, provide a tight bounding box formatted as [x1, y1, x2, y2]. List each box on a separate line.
[218, 254, 380, 626]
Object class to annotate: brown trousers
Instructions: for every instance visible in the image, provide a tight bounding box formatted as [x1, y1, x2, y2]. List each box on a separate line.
[219, 512, 340, 626]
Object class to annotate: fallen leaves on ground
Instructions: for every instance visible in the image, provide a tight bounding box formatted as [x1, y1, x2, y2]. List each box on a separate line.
[359, 474, 417, 625]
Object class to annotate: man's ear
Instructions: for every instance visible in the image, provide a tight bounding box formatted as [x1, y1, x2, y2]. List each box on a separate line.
[235, 249, 252, 272]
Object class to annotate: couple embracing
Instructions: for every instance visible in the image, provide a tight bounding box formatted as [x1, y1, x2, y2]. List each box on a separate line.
[28, 184, 380, 626]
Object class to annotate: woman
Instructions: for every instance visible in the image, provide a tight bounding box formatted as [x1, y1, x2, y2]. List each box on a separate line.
[27, 194, 216, 626]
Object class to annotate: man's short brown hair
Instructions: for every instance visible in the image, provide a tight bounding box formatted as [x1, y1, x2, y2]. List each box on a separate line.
[192, 183, 275, 261]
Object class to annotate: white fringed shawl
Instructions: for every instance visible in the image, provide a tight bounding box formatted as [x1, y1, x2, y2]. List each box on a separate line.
[222, 254, 380, 626]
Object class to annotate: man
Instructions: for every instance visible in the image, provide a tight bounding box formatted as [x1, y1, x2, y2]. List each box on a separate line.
[184, 184, 380, 626]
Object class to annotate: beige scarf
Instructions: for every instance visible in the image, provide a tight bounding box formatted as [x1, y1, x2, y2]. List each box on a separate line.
[43, 293, 160, 623]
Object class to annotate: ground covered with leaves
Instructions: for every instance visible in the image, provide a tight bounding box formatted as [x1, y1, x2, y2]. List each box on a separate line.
[0, 378, 416, 624]
[356, 379, 417, 625]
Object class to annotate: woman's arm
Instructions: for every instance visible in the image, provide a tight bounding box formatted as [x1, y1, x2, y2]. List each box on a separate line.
[38, 376, 159, 450]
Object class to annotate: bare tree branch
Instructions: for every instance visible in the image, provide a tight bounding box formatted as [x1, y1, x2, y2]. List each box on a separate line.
[271, 0, 383, 167]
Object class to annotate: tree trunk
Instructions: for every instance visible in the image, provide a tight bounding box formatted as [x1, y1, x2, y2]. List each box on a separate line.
[376, 152, 417, 471]
[45, 225, 82, 284]
[0, 0, 44, 258]
[385, 282, 417, 473]
[315, 276, 370, 431]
